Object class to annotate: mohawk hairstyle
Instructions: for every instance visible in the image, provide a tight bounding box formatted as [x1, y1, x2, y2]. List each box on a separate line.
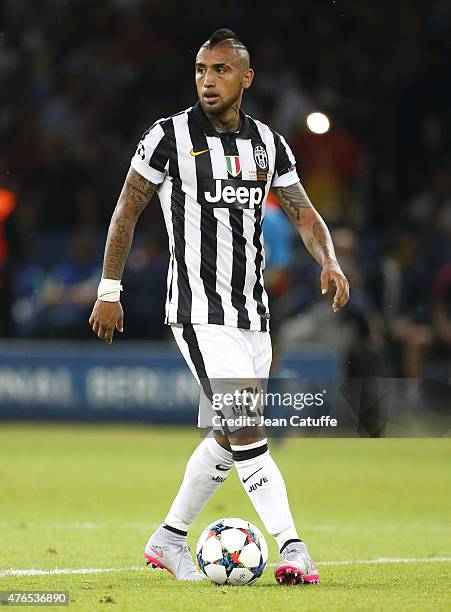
[202, 28, 249, 54]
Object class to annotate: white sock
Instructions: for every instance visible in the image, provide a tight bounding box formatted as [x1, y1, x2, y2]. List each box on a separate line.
[232, 439, 299, 548]
[164, 437, 233, 532]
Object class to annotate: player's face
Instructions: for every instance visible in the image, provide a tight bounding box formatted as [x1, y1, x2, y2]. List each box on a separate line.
[195, 45, 253, 116]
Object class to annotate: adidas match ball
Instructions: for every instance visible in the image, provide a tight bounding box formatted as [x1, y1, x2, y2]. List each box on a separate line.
[196, 517, 268, 585]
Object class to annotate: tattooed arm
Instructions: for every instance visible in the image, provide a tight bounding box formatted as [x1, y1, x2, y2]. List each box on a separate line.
[272, 182, 350, 311]
[101, 167, 156, 278]
[89, 167, 157, 343]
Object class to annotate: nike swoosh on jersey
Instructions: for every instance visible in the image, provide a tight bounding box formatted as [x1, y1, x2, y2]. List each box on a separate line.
[190, 148, 211, 157]
[242, 466, 263, 483]
[215, 464, 232, 471]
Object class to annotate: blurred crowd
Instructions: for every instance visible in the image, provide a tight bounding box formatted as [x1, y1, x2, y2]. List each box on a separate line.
[1, 0, 450, 377]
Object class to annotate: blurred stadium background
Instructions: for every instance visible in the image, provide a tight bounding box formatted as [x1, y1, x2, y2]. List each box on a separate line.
[0, 0, 450, 423]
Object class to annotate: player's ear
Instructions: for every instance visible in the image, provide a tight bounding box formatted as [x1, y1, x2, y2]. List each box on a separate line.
[242, 68, 254, 90]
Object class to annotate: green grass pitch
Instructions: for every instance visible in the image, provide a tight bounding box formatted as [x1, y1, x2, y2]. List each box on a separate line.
[1, 424, 450, 611]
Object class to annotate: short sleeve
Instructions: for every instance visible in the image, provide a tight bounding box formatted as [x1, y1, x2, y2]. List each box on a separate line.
[130, 121, 170, 185]
[271, 131, 300, 188]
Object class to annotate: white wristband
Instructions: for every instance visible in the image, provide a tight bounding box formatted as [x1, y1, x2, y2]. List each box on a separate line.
[97, 278, 123, 302]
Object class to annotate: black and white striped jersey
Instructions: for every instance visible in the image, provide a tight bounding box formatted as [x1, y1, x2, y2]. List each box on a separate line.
[130, 102, 299, 331]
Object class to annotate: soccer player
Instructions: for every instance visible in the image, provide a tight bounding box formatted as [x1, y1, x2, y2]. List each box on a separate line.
[89, 28, 349, 585]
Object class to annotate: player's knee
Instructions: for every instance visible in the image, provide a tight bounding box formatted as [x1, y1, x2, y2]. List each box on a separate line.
[227, 425, 267, 448]
[214, 434, 231, 451]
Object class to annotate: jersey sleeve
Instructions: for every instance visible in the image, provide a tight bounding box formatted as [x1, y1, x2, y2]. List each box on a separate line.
[130, 121, 170, 185]
[271, 131, 300, 188]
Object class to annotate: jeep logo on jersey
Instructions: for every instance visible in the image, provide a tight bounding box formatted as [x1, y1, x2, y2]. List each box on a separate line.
[225, 155, 241, 177]
[253, 144, 268, 170]
[202, 179, 266, 209]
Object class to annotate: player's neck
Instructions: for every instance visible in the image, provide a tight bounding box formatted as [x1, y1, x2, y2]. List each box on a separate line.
[207, 104, 241, 134]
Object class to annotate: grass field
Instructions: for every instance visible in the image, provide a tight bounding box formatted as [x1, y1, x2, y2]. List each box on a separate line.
[0, 424, 450, 611]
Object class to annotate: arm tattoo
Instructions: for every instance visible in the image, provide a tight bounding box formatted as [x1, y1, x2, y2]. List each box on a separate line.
[274, 181, 336, 265]
[273, 183, 313, 224]
[311, 220, 335, 262]
[102, 167, 156, 279]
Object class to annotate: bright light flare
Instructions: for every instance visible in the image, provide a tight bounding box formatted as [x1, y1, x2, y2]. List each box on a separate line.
[306, 112, 330, 134]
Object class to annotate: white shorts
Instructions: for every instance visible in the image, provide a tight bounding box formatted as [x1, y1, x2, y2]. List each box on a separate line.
[172, 323, 272, 433]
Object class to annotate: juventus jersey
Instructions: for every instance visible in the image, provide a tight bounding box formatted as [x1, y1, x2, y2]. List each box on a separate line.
[130, 102, 299, 331]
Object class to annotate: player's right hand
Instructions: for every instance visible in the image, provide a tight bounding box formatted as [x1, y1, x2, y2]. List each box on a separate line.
[89, 300, 124, 344]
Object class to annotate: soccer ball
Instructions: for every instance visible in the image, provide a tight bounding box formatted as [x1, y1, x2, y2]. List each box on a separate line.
[196, 517, 268, 585]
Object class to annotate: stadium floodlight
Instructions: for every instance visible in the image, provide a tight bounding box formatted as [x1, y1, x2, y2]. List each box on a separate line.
[306, 112, 330, 134]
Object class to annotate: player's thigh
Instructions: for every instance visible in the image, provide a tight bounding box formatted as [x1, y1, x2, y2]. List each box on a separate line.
[171, 324, 201, 383]
[172, 322, 256, 399]
[173, 323, 262, 435]
[192, 324, 256, 379]
[254, 331, 272, 380]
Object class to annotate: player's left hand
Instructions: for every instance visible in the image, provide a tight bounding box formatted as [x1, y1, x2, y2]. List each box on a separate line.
[320, 260, 350, 312]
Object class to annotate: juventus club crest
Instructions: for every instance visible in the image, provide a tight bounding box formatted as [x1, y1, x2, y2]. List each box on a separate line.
[137, 140, 145, 161]
[253, 144, 268, 170]
[225, 155, 241, 177]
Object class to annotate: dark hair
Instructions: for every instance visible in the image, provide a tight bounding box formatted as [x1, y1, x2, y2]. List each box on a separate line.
[203, 28, 248, 54]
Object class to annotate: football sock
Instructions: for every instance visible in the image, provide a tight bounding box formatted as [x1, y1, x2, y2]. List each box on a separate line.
[163, 436, 233, 533]
[163, 524, 187, 537]
[153, 523, 187, 546]
[279, 536, 303, 554]
[232, 439, 299, 547]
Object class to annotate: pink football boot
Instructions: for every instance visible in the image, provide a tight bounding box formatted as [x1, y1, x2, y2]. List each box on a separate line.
[274, 541, 320, 585]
